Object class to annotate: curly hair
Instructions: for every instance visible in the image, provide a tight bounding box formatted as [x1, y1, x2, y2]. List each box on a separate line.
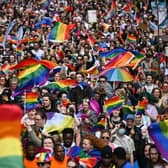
[83, 135, 106, 150]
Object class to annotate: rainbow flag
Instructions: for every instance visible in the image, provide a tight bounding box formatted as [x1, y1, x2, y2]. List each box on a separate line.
[105, 0, 116, 19]
[100, 48, 127, 60]
[16, 46, 22, 57]
[7, 35, 17, 44]
[0, 35, 4, 42]
[123, 0, 132, 13]
[13, 64, 50, 96]
[0, 104, 23, 168]
[104, 51, 134, 69]
[87, 64, 99, 76]
[44, 79, 76, 92]
[151, 68, 159, 74]
[90, 118, 105, 131]
[48, 22, 76, 42]
[25, 92, 40, 111]
[136, 99, 148, 115]
[87, 34, 96, 48]
[123, 105, 134, 114]
[104, 96, 123, 115]
[127, 34, 136, 43]
[148, 120, 168, 160]
[1, 63, 10, 74]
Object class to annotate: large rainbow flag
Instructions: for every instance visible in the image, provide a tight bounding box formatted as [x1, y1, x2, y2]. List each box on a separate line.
[25, 92, 40, 111]
[0, 104, 23, 168]
[13, 64, 50, 96]
[148, 120, 168, 160]
[48, 22, 76, 42]
[104, 96, 123, 115]
[105, 0, 116, 19]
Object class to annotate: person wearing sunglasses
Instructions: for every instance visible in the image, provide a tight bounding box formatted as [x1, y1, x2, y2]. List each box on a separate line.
[96, 75, 113, 98]
[36, 152, 51, 168]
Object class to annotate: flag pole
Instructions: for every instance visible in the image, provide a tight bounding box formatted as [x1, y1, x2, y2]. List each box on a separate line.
[24, 90, 26, 114]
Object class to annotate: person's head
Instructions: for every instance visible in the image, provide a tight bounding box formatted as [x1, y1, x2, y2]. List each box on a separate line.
[58, 91, 68, 102]
[36, 152, 51, 168]
[113, 147, 126, 165]
[162, 81, 168, 93]
[67, 158, 80, 168]
[101, 146, 113, 167]
[146, 74, 153, 84]
[0, 76, 6, 86]
[28, 109, 36, 121]
[126, 114, 135, 129]
[112, 109, 120, 118]
[76, 55, 83, 65]
[99, 76, 107, 87]
[54, 73, 61, 82]
[54, 144, 65, 161]
[9, 78, 18, 90]
[75, 72, 84, 83]
[34, 42, 40, 50]
[134, 114, 142, 126]
[144, 143, 152, 159]
[41, 87, 50, 96]
[42, 137, 55, 150]
[151, 88, 161, 99]
[49, 131, 61, 146]
[62, 128, 74, 148]
[25, 142, 36, 161]
[42, 93, 52, 109]
[101, 129, 111, 145]
[82, 99, 90, 112]
[35, 111, 47, 127]
[149, 145, 160, 164]
[66, 103, 76, 116]
[117, 123, 126, 136]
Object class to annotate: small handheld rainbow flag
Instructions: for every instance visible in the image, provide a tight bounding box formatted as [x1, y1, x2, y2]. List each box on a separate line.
[123, 105, 134, 114]
[104, 96, 123, 115]
[25, 92, 40, 111]
[136, 98, 148, 114]
[1, 63, 10, 74]
[127, 34, 136, 43]
[48, 22, 76, 42]
[87, 64, 99, 76]
[148, 120, 168, 160]
[90, 118, 106, 132]
[16, 46, 22, 57]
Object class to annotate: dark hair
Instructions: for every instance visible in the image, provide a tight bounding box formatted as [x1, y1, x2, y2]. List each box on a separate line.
[41, 136, 55, 148]
[101, 145, 113, 158]
[62, 128, 74, 136]
[149, 144, 160, 155]
[151, 88, 162, 98]
[101, 129, 111, 137]
[58, 91, 67, 99]
[99, 75, 107, 81]
[49, 131, 59, 136]
[25, 141, 36, 151]
[76, 72, 85, 78]
[113, 147, 126, 160]
[36, 110, 47, 121]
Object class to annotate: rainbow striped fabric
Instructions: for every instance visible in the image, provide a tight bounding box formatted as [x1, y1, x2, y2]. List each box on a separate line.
[25, 92, 40, 111]
[0, 104, 23, 168]
[123, 105, 134, 114]
[148, 120, 168, 160]
[1, 63, 10, 74]
[127, 34, 136, 43]
[136, 99, 148, 115]
[105, 0, 116, 19]
[44, 79, 76, 92]
[16, 46, 22, 57]
[48, 22, 75, 42]
[91, 118, 106, 132]
[87, 64, 99, 76]
[104, 96, 123, 115]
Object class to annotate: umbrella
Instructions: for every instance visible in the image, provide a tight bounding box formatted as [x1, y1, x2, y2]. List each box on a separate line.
[98, 67, 135, 82]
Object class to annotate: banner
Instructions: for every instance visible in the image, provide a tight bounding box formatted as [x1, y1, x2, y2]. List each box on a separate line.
[88, 10, 97, 23]
[43, 112, 75, 133]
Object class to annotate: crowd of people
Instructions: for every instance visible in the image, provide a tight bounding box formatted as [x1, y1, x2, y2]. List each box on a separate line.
[0, 0, 168, 167]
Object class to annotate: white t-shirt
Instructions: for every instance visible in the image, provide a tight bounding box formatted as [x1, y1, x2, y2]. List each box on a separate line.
[31, 49, 45, 60]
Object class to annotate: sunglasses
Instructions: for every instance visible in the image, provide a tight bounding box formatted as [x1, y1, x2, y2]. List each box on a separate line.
[37, 162, 50, 166]
[102, 136, 110, 140]
[99, 80, 106, 83]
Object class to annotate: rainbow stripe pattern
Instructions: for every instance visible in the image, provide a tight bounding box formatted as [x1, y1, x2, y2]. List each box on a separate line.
[104, 96, 123, 115]
[48, 22, 75, 42]
[16, 46, 22, 57]
[91, 118, 105, 131]
[1, 63, 10, 74]
[40, 0, 50, 9]
[127, 34, 136, 43]
[13, 64, 50, 96]
[123, 105, 134, 114]
[87, 64, 99, 76]
[0, 104, 23, 168]
[26, 92, 40, 111]
[105, 0, 116, 19]
[36, 152, 51, 163]
[136, 99, 148, 114]
[148, 120, 168, 160]
[44, 79, 76, 92]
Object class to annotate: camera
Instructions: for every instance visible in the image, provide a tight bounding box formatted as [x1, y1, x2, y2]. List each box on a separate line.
[69, 107, 74, 113]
